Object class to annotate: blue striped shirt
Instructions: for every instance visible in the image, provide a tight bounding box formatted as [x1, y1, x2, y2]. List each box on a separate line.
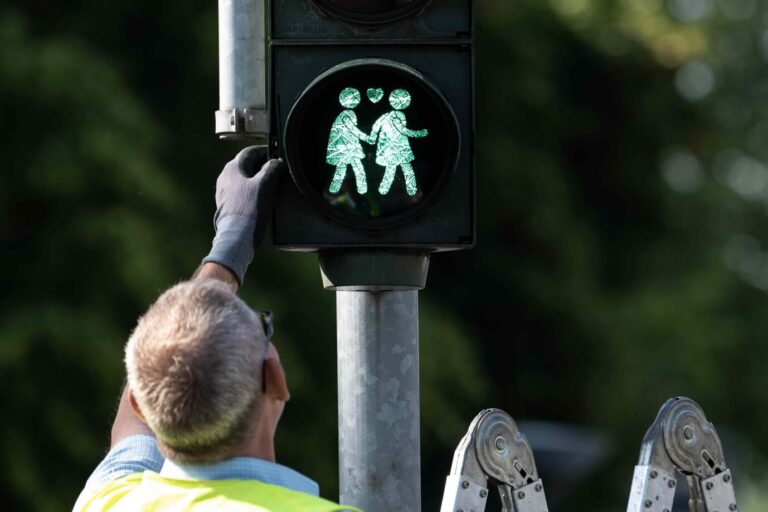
[75, 435, 321, 508]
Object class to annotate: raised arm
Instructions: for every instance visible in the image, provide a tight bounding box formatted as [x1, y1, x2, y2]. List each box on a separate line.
[201, 146, 284, 288]
[195, 262, 239, 290]
[75, 148, 286, 511]
[111, 147, 284, 445]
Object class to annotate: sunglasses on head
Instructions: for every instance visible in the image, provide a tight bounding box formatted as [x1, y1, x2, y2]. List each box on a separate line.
[255, 310, 274, 339]
[256, 310, 274, 393]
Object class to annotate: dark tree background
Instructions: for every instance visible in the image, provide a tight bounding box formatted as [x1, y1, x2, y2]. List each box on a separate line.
[2, 0, 768, 510]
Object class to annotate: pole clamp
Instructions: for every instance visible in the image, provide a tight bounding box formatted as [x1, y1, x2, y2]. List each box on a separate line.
[215, 107, 268, 139]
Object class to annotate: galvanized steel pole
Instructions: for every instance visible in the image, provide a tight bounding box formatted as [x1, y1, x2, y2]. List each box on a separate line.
[336, 290, 421, 512]
[216, 0, 268, 138]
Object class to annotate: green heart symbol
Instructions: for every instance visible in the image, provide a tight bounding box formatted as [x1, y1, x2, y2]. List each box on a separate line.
[367, 88, 384, 104]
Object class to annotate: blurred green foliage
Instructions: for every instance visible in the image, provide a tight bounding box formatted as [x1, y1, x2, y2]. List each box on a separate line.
[1, 0, 768, 510]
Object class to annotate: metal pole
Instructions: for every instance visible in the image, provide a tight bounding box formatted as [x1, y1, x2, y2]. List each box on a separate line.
[337, 290, 421, 512]
[216, 0, 267, 138]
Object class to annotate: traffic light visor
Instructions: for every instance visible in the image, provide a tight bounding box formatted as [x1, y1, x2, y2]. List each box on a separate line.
[311, 0, 432, 24]
[284, 59, 460, 229]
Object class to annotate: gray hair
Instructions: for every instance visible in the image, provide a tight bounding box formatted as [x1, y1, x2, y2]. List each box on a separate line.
[125, 279, 267, 463]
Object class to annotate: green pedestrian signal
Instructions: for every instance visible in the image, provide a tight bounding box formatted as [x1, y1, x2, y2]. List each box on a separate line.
[271, 0, 474, 250]
[370, 89, 429, 197]
[325, 88, 429, 198]
[326, 87, 372, 195]
[285, 60, 459, 229]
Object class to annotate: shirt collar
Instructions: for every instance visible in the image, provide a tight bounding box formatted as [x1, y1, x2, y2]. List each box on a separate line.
[160, 457, 320, 496]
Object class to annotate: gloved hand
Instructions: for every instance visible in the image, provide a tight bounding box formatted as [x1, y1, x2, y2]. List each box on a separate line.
[202, 146, 283, 284]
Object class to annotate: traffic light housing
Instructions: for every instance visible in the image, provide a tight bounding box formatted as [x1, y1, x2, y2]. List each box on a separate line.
[270, 0, 474, 250]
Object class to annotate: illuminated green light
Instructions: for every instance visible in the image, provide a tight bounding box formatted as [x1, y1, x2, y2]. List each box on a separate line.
[326, 87, 429, 197]
[339, 87, 360, 108]
[371, 89, 429, 196]
[367, 88, 384, 103]
[326, 87, 373, 194]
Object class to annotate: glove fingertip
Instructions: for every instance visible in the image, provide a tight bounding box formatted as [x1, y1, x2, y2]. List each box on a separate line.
[251, 158, 284, 183]
[269, 158, 287, 174]
[237, 146, 269, 178]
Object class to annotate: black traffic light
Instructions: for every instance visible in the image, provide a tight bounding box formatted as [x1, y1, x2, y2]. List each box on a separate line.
[270, 0, 474, 250]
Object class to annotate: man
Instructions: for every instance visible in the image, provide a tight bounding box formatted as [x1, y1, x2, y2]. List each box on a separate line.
[73, 147, 356, 511]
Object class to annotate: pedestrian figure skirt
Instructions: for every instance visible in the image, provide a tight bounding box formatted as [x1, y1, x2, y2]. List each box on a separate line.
[325, 87, 428, 197]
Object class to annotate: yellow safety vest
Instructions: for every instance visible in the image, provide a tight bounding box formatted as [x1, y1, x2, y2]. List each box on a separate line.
[74, 471, 359, 512]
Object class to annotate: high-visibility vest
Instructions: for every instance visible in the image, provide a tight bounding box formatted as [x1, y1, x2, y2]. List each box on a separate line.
[74, 471, 359, 512]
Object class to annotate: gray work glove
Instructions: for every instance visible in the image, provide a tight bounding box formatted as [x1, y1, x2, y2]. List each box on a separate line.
[202, 146, 283, 284]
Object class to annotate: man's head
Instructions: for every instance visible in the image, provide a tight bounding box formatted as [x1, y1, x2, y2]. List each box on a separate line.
[125, 279, 286, 463]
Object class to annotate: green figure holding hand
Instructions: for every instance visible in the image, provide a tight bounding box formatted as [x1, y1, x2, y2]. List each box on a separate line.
[326, 87, 375, 194]
[370, 89, 429, 196]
